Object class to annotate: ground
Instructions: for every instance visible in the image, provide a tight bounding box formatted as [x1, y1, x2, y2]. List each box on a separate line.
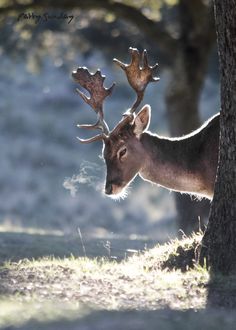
[1, 230, 236, 329]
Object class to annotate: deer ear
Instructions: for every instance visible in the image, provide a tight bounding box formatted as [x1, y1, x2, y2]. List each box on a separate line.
[133, 104, 151, 135]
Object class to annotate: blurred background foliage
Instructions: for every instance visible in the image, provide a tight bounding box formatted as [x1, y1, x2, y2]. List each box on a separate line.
[0, 0, 219, 241]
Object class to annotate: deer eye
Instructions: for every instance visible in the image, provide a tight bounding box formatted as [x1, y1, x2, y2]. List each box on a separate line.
[118, 147, 127, 160]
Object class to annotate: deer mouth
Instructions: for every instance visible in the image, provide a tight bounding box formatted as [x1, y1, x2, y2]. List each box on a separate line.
[105, 182, 128, 200]
[105, 183, 122, 195]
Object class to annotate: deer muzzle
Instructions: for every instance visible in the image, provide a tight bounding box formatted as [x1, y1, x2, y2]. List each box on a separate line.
[105, 178, 125, 195]
[105, 182, 113, 195]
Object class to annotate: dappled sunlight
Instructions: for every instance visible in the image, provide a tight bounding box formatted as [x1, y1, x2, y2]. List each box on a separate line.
[0, 236, 208, 312]
[0, 234, 210, 329]
[0, 221, 233, 330]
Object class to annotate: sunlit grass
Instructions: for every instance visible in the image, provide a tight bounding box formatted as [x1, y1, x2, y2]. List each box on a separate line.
[0, 233, 210, 329]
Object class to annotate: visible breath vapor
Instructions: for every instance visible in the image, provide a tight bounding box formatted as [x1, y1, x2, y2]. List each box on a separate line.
[63, 161, 105, 197]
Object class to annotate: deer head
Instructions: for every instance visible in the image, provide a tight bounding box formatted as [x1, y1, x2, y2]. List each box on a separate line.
[72, 48, 159, 198]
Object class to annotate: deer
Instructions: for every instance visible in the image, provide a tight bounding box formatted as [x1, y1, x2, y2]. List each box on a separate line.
[72, 47, 220, 201]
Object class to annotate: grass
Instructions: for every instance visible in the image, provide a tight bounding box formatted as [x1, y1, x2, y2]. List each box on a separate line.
[0, 231, 236, 329]
[0, 229, 157, 262]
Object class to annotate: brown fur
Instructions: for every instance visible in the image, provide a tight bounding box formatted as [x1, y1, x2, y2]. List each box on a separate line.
[103, 105, 220, 199]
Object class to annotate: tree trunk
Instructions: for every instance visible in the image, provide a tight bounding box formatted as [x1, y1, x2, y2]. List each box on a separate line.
[165, 0, 215, 234]
[201, 0, 236, 274]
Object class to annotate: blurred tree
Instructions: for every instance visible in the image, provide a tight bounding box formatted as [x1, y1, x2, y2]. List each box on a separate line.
[164, 0, 215, 234]
[0, 0, 216, 233]
[201, 0, 236, 275]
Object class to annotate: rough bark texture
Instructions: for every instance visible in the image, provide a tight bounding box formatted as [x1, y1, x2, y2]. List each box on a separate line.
[165, 0, 215, 233]
[201, 0, 236, 274]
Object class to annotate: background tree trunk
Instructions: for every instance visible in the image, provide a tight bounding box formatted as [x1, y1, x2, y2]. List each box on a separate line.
[165, 0, 215, 234]
[201, 0, 236, 274]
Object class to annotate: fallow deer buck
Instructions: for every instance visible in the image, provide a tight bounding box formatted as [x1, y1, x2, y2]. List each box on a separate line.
[72, 48, 220, 200]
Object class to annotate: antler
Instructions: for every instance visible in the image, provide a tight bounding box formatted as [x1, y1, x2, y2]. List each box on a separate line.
[113, 47, 159, 115]
[72, 67, 115, 143]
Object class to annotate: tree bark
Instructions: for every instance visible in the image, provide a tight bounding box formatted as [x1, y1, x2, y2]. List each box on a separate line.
[165, 0, 215, 233]
[201, 0, 236, 274]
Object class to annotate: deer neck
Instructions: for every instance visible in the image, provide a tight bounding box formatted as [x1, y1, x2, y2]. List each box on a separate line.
[138, 132, 212, 198]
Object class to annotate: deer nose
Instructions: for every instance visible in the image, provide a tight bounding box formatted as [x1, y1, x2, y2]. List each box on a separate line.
[105, 183, 113, 195]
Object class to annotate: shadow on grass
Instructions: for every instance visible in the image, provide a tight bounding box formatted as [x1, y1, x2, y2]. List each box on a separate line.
[206, 274, 236, 308]
[5, 308, 236, 330]
[0, 231, 156, 264]
[200, 243, 236, 308]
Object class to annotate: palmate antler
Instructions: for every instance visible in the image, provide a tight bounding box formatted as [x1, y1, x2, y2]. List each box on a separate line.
[113, 47, 159, 115]
[72, 67, 115, 143]
[73, 48, 159, 143]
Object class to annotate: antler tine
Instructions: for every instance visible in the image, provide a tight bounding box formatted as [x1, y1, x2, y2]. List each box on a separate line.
[76, 133, 107, 144]
[72, 67, 115, 141]
[77, 117, 109, 134]
[113, 47, 159, 114]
